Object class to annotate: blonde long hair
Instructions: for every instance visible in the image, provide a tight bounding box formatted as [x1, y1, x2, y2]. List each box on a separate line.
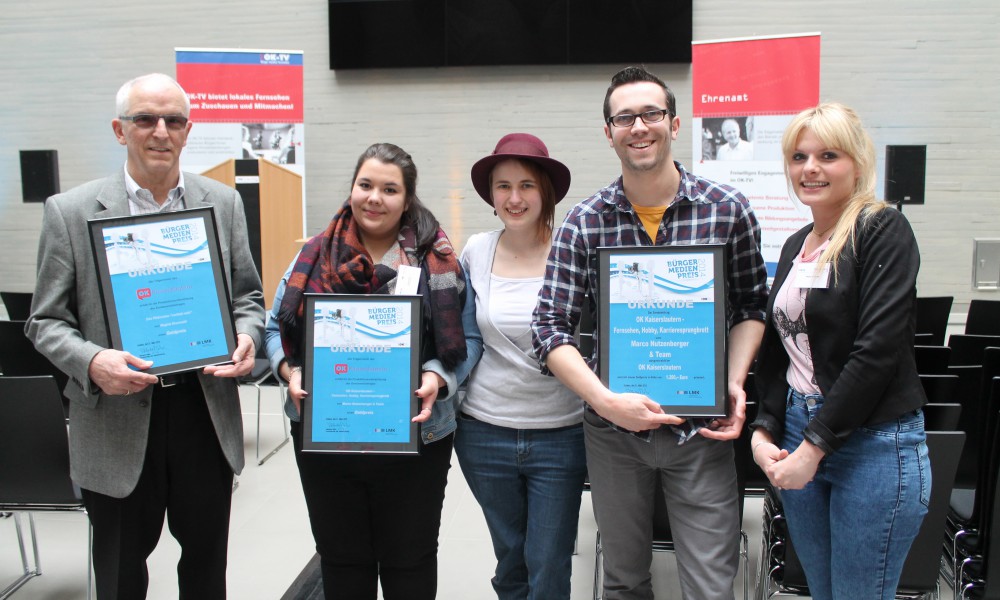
[781, 103, 890, 280]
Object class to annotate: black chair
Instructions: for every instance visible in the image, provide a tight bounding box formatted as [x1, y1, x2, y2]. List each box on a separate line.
[741, 385, 769, 497]
[577, 293, 596, 358]
[949, 379, 1000, 595]
[921, 374, 960, 404]
[0, 291, 33, 321]
[949, 365, 985, 490]
[916, 345, 952, 375]
[949, 335, 1000, 367]
[757, 430, 965, 600]
[0, 375, 92, 599]
[924, 402, 963, 432]
[967, 300, 1000, 336]
[0, 320, 70, 417]
[239, 339, 290, 466]
[592, 406, 754, 600]
[916, 296, 954, 346]
[955, 395, 1000, 599]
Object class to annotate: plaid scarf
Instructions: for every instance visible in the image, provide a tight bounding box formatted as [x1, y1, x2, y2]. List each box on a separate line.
[276, 201, 467, 370]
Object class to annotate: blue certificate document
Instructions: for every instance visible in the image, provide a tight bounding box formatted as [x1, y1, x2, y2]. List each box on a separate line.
[89, 208, 237, 376]
[301, 294, 421, 454]
[597, 245, 727, 417]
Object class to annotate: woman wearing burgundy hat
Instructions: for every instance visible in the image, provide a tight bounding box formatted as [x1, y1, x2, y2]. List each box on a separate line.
[453, 133, 585, 600]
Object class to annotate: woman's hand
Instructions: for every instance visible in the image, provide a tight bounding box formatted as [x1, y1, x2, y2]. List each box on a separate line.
[766, 439, 824, 490]
[412, 371, 444, 423]
[281, 362, 308, 414]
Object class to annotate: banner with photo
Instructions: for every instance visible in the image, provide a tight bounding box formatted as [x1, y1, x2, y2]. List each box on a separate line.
[691, 33, 821, 277]
[175, 48, 305, 198]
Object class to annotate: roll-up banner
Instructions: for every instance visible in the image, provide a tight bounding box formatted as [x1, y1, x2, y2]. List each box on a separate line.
[692, 33, 821, 278]
[175, 48, 306, 210]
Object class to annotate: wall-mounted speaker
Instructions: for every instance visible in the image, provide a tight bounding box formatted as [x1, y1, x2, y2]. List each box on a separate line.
[19, 149, 60, 203]
[885, 145, 926, 205]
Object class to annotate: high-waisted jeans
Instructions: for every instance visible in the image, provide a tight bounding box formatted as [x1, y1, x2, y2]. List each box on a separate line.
[454, 414, 586, 600]
[779, 389, 930, 600]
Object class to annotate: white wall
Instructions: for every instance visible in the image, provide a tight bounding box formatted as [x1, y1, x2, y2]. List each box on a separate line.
[2, 0, 998, 311]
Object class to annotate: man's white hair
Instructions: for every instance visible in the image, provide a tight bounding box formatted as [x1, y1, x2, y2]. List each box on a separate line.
[115, 73, 191, 117]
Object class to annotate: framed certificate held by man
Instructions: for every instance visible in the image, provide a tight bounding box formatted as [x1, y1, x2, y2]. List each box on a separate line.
[597, 244, 728, 417]
[88, 207, 238, 376]
[301, 293, 422, 454]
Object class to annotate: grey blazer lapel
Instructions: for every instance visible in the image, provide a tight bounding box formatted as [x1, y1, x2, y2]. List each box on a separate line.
[93, 170, 131, 219]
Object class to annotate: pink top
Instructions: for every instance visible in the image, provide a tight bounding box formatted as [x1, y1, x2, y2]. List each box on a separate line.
[773, 238, 830, 395]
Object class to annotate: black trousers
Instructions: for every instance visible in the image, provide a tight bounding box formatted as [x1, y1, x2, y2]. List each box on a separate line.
[81, 380, 234, 600]
[290, 420, 453, 600]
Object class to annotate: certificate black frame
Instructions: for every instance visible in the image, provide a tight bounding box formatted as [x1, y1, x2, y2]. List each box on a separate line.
[88, 207, 237, 376]
[301, 293, 422, 454]
[597, 244, 728, 417]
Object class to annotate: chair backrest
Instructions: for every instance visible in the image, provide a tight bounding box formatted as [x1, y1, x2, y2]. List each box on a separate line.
[0, 320, 70, 415]
[981, 348, 1000, 409]
[915, 296, 953, 346]
[973, 398, 1000, 598]
[914, 345, 951, 375]
[923, 403, 962, 431]
[0, 291, 33, 321]
[919, 374, 959, 404]
[740, 394, 769, 496]
[949, 334, 1000, 366]
[950, 364, 985, 488]
[897, 431, 965, 593]
[967, 300, 1000, 336]
[0, 375, 80, 507]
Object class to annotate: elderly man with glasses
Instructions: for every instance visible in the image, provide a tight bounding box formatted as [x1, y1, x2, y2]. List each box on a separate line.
[26, 73, 264, 600]
[532, 66, 768, 600]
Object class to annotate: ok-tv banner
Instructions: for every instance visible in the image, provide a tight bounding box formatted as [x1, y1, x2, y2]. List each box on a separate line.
[175, 48, 305, 191]
[692, 33, 820, 278]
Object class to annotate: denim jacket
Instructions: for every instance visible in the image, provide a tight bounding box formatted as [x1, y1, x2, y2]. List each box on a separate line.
[264, 257, 483, 445]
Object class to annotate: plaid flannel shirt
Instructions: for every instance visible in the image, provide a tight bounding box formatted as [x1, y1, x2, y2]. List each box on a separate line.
[531, 162, 768, 441]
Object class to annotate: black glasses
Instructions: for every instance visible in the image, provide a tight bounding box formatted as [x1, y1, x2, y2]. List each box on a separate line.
[119, 114, 189, 130]
[606, 109, 671, 128]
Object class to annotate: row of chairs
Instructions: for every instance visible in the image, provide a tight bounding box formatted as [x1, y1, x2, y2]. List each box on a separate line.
[0, 326, 290, 598]
[0, 375, 92, 600]
[916, 297, 1000, 345]
[0, 291, 32, 321]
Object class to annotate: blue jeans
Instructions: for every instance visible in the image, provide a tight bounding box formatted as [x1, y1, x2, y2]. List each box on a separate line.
[779, 389, 930, 600]
[454, 414, 587, 600]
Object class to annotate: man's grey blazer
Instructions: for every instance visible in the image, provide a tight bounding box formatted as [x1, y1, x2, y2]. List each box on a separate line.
[26, 170, 265, 498]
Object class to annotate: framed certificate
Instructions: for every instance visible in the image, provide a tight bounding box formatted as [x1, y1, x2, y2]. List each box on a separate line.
[88, 207, 238, 376]
[301, 293, 422, 454]
[597, 245, 728, 417]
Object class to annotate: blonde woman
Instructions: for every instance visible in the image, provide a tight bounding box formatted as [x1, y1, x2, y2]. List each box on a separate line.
[750, 103, 930, 600]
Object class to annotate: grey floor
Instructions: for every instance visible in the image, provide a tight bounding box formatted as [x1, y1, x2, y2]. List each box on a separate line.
[0, 384, 772, 600]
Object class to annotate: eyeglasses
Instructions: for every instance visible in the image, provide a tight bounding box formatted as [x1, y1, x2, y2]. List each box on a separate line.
[606, 109, 671, 128]
[119, 114, 189, 130]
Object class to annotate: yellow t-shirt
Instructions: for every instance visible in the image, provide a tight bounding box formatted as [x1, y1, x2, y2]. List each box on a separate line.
[632, 204, 669, 242]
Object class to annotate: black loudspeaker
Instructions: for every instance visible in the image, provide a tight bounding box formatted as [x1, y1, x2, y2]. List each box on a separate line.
[19, 150, 60, 203]
[885, 145, 926, 205]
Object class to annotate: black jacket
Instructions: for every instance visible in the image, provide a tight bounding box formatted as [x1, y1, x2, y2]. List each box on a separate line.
[751, 207, 926, 454]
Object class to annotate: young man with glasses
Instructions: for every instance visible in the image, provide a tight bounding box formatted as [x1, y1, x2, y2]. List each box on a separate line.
[26, 73, 265, 599]
[532, 66, 768, 599]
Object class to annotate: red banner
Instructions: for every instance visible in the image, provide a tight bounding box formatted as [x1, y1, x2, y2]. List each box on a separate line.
[693, 34, 820, 118]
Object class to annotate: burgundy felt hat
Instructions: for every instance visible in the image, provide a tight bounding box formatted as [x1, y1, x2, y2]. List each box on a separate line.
[470, 133, 571, 206]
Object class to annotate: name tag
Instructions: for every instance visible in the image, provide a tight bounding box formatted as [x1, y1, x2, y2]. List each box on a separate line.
[794, 263, 830, 289]
[395, 265, 421, 295]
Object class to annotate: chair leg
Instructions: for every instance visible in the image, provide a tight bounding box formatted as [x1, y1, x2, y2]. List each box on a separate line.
[256, 383, 291, 466]
[86, 516, 94, 600]
[1, 513, 41, 600]
[593, 530, 602, 600]
[740, 530, 750, 600]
